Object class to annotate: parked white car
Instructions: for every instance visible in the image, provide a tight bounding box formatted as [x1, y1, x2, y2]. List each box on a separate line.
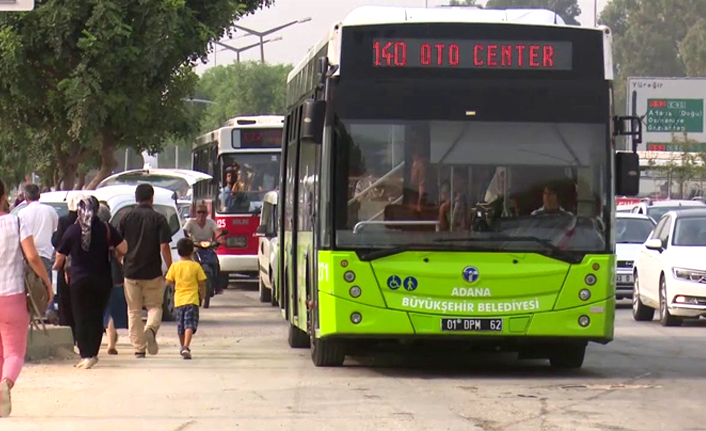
[256, 191, 278, 306]
[615, 212, 656, 300]
[630, 199, 706, 223]
[97, 168, 212, 201]
[633, 209, 706, 326]
[13, 185, 185, 321]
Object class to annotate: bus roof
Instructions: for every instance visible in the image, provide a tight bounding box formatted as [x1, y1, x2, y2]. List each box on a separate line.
[195, 115, 284, 149]
[223, 115, 284, 128]
[288, 5, 606, 83]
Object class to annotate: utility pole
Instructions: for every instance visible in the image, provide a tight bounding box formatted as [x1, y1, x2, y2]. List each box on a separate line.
[216, 37, 282, 63]
[228, 17, 311, 63]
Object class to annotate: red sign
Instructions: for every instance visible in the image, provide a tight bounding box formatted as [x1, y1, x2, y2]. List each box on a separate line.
[372, 39, 572, 70]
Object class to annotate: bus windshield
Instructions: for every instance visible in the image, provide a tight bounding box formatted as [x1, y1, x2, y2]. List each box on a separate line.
[217, 153, 280, 214]
[334, 119, 609, 256]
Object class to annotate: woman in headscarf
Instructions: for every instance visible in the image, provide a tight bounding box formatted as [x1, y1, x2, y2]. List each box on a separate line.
[54, 196, 127, 369]
[51, 192, 84, 342]
[96, 201, 128, 355]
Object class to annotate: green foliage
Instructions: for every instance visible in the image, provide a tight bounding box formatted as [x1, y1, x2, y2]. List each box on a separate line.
[485, 0, 581, 25]
[197, 61, 292, 132]
[646, 133, 706, 198]
[0, 0, 273, 189]
[600, 0, 706, 114]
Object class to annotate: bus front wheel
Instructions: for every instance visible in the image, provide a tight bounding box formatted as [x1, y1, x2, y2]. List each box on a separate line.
[311, 336, 345, 367]
[549, 344, 586, 369]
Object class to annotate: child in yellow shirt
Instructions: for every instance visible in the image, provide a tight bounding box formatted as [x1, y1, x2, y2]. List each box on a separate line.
[165, 238, 207, 360]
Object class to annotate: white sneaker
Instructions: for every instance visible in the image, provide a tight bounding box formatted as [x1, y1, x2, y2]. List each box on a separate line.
[82, 357, 99, 369]
[75, 358, 89, 369]
[145, 329, 159, 355]
[0, 380, 11, 417]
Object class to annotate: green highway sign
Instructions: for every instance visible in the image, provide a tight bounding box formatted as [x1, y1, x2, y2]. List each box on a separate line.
[646, 98, 704, 133]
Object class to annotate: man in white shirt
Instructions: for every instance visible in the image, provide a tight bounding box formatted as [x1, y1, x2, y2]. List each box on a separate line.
[18, 184, 58, 275]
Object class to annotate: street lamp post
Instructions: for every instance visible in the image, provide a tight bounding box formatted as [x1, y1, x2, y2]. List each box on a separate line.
[228, 17, 311, 62]
[216, 36, 283, 63]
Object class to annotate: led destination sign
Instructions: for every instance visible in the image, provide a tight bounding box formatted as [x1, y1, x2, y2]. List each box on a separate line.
[372, 39, 573, 70]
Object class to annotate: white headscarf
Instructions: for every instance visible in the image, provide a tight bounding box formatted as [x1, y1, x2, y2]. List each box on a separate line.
[67, 192, 86, 212]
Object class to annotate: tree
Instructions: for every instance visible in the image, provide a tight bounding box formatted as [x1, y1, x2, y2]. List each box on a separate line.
[0, 0, 273, 190]
[197, 61, 292, 132]
[485, 0, 581, 25]
[600, 0, 706, 114]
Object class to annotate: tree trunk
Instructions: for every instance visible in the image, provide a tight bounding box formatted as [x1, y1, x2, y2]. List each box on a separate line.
[76, 171, 87, 189]
[85, 140, 118, 190]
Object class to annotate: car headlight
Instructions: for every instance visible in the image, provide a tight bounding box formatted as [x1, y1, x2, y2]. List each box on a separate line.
[672, 267, 706, 283]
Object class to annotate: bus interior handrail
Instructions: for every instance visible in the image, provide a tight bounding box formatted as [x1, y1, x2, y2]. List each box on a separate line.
[348, 162, 405, 206]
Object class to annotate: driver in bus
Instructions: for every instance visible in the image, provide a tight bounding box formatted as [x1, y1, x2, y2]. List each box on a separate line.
[531, 184, 572, 216]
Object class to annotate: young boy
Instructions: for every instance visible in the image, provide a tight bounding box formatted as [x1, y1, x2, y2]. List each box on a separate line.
[165, 238, 207, 360]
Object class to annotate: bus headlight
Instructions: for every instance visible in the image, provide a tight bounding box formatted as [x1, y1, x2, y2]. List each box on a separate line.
[578, 315, 591, 327]
[579, 289, 592, 301]
[349, 286, 362, 298]
[350, 312, 362, 324]
[344, 271, 356, 283]
[585, 274, 597, 286]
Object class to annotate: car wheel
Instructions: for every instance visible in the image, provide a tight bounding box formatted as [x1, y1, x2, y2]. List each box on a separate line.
[632, 272, 655, 321]
[311, 335, 345, 367]
[288, 322, 310, 348]
[162, 284, 176, 322]
[258, 275, 271, 303]
[659, 276, 682, 327]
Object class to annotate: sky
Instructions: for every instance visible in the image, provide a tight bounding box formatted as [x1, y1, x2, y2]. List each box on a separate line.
[195, 0, 610, 75]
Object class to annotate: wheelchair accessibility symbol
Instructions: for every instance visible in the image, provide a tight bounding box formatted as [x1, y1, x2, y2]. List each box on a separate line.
[387, 275, 402, 290]
[403, 276, 418, 291]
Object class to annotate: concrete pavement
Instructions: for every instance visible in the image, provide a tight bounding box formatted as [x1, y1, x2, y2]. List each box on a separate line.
[3, 289, 706, 431]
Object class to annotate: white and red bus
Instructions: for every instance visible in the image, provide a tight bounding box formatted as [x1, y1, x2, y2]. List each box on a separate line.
[192, 115, 284, 280]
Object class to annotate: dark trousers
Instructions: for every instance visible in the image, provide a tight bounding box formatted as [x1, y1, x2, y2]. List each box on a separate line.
[57, 269, 76, 340]
[70, 276, 111, 359]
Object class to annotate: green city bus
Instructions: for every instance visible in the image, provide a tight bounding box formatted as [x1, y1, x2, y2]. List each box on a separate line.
[275, 5, 641, 367]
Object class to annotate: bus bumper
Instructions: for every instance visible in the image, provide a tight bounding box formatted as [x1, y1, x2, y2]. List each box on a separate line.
[316, 291, 615, 343]
[218, 254, 258, 274]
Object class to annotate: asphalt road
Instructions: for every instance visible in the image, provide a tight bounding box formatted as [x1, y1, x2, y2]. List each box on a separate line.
[3, 288, 706, 431]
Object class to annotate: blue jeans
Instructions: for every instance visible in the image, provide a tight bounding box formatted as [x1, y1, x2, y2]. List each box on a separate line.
[41, 257, 59, 312]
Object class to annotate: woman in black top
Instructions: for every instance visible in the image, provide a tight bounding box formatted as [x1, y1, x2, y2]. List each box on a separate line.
[54, 196, 127, 369]
[51, 194, 82, 340]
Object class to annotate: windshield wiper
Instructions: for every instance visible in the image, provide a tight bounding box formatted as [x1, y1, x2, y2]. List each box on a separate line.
[434, 236, 583, 263]
[357, 243, 493, 261]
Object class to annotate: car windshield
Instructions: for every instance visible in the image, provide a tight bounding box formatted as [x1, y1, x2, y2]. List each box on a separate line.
[616, 218, 654, 244]
[647, 206, 704, 221]
[11, 201, 69, 218]
[673, 217, 706, 246]
[333, 119, 609, 256]
[100, 174, 191, 198]
[217, 153, 280, 214]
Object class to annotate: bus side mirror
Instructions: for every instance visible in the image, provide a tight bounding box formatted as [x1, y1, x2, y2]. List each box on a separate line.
[301, 99, 326, 145]
[613, 115, 642, 152]
[615, 152, 640, 197]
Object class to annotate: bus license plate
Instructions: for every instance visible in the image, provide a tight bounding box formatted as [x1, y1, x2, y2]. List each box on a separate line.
[441, 318, 503, 332]
[226, 236, 248, 248]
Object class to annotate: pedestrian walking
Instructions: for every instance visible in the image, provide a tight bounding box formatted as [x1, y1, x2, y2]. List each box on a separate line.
[18, 184, 59, 314]
[97, 202, 128, 355]
[165, 239, 206, 360]
[118, 184, 173, 358]
[0, 178, 53, 417]
[54, 196, 127, 369]
[52, 192, 83, 343]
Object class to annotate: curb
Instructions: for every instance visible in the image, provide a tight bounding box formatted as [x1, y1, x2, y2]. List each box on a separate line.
[25, 326, 76, 362]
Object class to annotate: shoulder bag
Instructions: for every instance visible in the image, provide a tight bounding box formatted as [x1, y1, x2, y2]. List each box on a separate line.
[17, 218, 50, 330]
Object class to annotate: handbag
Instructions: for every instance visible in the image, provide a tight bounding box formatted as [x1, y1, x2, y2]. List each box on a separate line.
[17, 219, 50, 323]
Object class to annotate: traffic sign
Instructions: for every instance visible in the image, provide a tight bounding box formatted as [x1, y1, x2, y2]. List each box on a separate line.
[0, 0, 34, 11]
